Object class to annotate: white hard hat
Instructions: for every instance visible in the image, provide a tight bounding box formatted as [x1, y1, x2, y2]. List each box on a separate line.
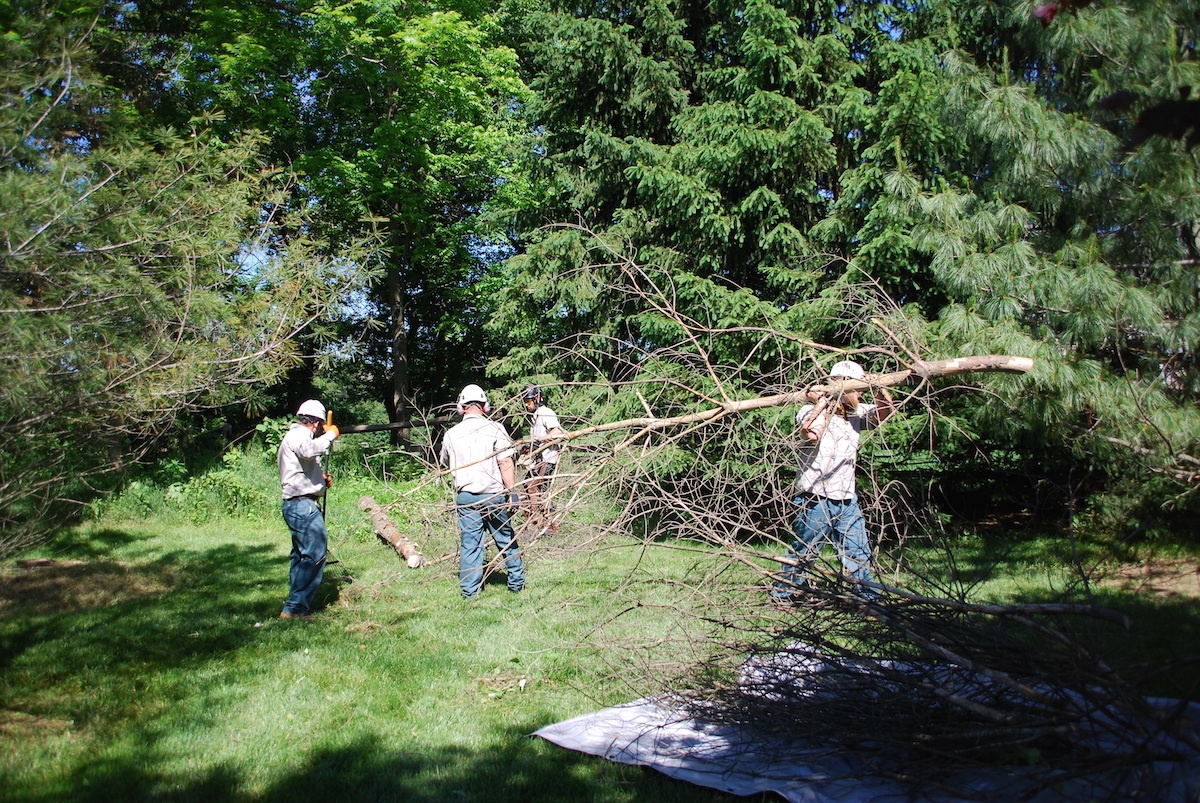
[828, 360, 865, 381]
[457, 384, 489, 412]
[297, 399, 326, 419]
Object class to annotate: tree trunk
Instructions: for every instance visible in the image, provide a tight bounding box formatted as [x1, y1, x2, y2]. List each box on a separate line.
[388, 221, 411, 447]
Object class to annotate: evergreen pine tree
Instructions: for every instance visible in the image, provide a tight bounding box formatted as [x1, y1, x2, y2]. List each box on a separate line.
[498, 0, 1200, 531]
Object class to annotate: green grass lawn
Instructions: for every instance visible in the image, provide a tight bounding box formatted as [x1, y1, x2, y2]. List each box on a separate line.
[3, 467, 1198, 802]
[0, 484, 746, 803]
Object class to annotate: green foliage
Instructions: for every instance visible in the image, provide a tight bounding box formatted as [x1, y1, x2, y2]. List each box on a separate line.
[254, 416, 293, 456]
[133, 0, 538, 412]
[493, 0, 1200, 536]
[0, 1, 378, 556]
[95, 447, 278, 526]
[148, 459, 190, 488]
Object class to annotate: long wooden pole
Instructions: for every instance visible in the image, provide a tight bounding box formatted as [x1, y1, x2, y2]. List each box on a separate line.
[559, 355, 1033, 442]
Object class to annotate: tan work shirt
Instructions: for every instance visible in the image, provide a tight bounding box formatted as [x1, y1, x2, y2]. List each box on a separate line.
[278, 423, 334, 500]
[440, 414, 515, 494]
[794, 403, 881, 500]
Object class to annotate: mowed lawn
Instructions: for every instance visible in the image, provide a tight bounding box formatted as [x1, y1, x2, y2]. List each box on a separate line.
[5, 471, 1198, 803]
[0, 486, 747, 803]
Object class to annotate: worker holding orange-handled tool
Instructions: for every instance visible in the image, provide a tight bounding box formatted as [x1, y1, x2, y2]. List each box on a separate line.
[277, 399, 340, 621]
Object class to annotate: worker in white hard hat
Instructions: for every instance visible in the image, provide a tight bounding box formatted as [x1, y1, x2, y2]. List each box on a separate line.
[277, 399, 340, 620]
[439, 385, 526, 598]
[772, 360, 894, 602]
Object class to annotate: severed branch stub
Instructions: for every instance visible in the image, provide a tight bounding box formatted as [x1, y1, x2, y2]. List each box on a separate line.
[358, 496, 424, 568]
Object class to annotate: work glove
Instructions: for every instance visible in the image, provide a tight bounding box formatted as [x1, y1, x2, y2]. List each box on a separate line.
[508, 491, 520, 513]
[325, 424, 340, 440]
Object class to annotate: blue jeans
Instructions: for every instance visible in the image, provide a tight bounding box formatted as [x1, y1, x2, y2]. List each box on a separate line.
[773, 493, 873, 598]
[281, 497, 327, 614]
[456, 491, 525, 597]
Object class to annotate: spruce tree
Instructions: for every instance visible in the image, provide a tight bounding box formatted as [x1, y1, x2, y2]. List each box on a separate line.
[497, 0, 1200, 532]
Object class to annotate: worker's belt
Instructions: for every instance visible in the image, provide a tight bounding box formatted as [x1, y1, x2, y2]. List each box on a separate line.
[285, 493, 322, 502]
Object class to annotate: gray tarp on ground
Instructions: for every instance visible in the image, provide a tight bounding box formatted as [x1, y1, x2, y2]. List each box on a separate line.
[533, 648, 1200, 802]
[536, 696, 927, 802]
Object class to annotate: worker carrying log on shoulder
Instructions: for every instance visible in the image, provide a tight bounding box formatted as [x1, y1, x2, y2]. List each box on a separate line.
[771, 360, 895, 604]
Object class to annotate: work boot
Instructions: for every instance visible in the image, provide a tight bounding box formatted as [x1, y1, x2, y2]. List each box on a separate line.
[279, 611, 315, 621]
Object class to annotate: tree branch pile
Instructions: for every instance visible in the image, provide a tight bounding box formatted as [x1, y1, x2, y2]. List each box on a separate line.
[461, 244, 1199, 800]
[679, 580, 1199, 799]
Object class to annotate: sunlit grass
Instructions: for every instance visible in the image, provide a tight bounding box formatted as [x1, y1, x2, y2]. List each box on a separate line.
[0, 484, 740, 802]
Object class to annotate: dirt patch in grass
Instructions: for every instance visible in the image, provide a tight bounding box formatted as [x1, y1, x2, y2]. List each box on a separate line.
[0, 559, 177, 616]
[1099, 558, 1200, 600]
[0, 709, 73, 738]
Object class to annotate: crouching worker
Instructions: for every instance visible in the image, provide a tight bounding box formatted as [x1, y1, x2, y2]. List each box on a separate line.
[278, 399, 340, 620]
[772, 360, 894, 602]
[440, 384, 526, 599]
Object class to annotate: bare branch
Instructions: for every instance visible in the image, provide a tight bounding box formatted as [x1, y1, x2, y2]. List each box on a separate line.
[554, 355, 1033, 443]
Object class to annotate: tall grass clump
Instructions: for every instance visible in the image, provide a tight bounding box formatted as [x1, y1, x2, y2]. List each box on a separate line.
[92, 443, 278, 526]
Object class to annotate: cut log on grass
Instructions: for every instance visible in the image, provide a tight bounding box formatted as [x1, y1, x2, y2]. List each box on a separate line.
[358, 496, 424, 568]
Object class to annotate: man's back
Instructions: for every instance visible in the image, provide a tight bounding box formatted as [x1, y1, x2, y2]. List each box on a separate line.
[442, 415, 512, 494]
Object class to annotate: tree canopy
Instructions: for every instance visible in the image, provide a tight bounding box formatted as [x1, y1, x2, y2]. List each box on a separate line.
[5, 0, 1200, 545]
[0, 0, 377, 551]
[101, 0, 536, 420]
[490, 0, 1200, 534]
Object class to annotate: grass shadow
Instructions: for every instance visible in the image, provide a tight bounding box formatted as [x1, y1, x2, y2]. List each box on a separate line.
[11, 728, 742, 803]
[1030, 587, 1200, 701]
[0, 541, 284, 680]
[888, 527, 1200, 701]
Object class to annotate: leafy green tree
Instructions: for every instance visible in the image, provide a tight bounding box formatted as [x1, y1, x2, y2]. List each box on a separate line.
[0, 1, 376, 554]
[101, 0, 535, 425]
[295, 1, 533, 419]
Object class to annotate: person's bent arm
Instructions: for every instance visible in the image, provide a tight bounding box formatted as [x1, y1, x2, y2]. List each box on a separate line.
[295, 431, 335, 458]
[498, 456, 516, 491]
[801, 396, 831, 442]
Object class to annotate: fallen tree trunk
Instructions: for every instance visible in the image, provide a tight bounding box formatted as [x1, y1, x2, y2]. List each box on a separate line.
[559, 355, 1033, 445]
[358, 496, 424, 568]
